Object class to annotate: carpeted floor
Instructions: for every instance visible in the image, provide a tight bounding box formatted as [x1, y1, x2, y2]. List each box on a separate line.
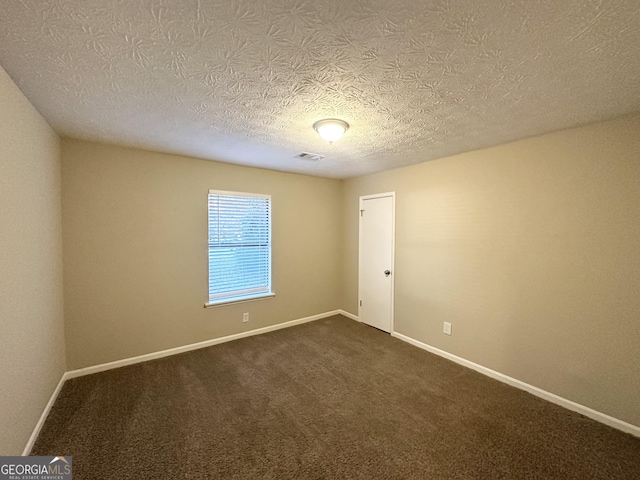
[33, 315, 640, 479]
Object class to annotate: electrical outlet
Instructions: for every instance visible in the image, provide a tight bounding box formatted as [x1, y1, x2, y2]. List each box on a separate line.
[443, 322, 452, 335]
[243, 313, 249, 323]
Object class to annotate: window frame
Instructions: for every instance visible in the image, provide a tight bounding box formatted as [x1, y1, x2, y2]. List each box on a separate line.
[204, 189, 274, 308]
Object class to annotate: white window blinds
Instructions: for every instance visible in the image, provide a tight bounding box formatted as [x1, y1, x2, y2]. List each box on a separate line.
[207, 190, 272, 305]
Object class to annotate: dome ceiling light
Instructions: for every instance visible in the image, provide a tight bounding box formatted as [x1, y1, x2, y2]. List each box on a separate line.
[313, 119, 349, 143]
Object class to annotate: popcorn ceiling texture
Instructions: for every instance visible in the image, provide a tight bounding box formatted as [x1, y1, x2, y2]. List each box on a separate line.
[0, 0, 639, 178]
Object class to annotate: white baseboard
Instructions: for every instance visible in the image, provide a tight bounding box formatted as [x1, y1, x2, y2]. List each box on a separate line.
[22, 372, 70, 455]
[66, 310, 343, 379]
[37, 312, 635, 457]
[338, 310, 359, 322]
[25, 310, 348, 454]
[391, 331, 640, 438]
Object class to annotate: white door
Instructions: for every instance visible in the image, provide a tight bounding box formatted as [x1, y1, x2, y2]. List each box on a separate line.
[358, 193, 395, 333]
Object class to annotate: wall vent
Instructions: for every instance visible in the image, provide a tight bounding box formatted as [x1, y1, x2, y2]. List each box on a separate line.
[294, 152, 324, 161]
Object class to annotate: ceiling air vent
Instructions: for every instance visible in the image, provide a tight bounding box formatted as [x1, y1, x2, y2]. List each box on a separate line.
[294, 152, 325, 161]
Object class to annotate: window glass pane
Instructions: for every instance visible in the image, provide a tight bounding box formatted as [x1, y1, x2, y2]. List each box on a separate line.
[207, 191, 271, 303]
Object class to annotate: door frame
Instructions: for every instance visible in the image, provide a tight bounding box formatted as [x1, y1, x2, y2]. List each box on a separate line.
[358, 191, 396, 333]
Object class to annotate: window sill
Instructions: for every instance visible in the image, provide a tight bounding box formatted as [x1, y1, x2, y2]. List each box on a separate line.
[204, 293, 275, 308]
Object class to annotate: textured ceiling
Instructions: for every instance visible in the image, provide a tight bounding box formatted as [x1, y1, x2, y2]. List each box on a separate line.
[1, 1, 639, 178]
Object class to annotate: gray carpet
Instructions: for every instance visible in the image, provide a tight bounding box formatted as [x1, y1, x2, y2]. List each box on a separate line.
[32, 315, 640, 479]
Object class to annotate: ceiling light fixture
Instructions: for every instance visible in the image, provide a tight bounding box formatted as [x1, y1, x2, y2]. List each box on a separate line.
[313, 119, 349, 143]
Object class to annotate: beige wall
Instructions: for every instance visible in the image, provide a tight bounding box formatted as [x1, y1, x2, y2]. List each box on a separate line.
[4, 69, 636, 447]
[62, 140, 343, 369]
[0, 67, 65, 454]
[343, 115, 640, 427]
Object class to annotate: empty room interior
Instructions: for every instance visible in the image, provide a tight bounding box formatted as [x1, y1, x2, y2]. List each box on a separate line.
[1, 0, 639, 478]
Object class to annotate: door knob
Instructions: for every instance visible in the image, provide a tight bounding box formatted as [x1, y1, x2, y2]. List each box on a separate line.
[384, 270, 391, 277]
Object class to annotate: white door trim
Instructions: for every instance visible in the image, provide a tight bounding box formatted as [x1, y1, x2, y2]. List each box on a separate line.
[358, 192, 396, 333]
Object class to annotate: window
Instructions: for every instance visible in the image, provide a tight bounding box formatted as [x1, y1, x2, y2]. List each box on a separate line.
[206, 190, 273, 306]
